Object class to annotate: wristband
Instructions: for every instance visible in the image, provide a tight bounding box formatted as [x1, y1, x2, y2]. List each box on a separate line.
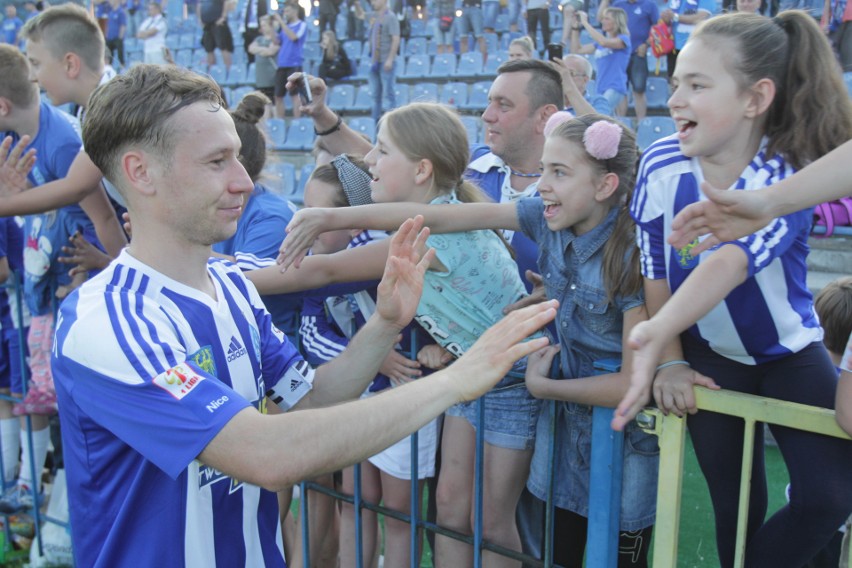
[655, 360, 690, 373]
[314, 114, 343, 136]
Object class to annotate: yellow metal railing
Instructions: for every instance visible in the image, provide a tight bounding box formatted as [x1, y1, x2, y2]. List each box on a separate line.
[639, 386, 851, 568]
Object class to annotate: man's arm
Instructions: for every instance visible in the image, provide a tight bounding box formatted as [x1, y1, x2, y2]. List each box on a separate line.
[78, 187, 128, 258]
[669, 138, 852, 252]
[385, 34, 400, 71]
[287, 73, 374, 156]
[199, 298, 558, 490]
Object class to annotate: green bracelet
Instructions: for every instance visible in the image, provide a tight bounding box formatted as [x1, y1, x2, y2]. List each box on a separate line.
[655, 360, 690, 373]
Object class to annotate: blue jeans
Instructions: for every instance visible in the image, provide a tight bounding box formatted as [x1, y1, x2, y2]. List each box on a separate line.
[600, 88, 626, 113]
[507, 0, 524, 30]
[369, 62, 396, 122]
[482, 0, 500, 30]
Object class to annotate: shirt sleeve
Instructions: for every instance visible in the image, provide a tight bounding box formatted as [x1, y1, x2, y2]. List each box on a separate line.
[54, 301, 251, 479]
[515, 196, 546, 243]
[630, 151, 668, 280]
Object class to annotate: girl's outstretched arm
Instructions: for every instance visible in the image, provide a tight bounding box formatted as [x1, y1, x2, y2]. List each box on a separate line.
[278, 201, 520, 269]
[249, 237, 392, 295]
[611, 247, 750, 430]
[670, 138, 852, 252]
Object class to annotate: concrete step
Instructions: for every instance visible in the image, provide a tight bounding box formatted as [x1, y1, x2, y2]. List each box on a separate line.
[807, 236, 851, 295]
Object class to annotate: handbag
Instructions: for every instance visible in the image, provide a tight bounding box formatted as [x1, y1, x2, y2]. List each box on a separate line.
[813, 197, 852, 237]
[648, 19, 674, 58]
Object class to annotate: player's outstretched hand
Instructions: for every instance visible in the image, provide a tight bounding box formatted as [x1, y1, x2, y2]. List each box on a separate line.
[278, 207, 329, 269]
[0, 135, 36, 197]
[448, 300, 558, 403]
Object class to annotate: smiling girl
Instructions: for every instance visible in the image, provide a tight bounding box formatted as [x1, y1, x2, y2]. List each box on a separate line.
[621, 11, 852, 567]
[280, 113, 659, 567]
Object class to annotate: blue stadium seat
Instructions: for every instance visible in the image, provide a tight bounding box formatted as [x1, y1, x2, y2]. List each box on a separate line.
[483, 32, 498, 53]
[224, 64, 247, 86]
[343, 40, 363, 59]
[460, 80, 490, 111]
[295, 163, 316, 204]
[499, 31, 522, 50]
[266, 118, 288, 151]
[402, 54, 430, 79]
[636, 117, 676, 151]
[352, 58, 372, 81]
[392, 83, 410, 106]
[494, 13, 509, 34]
[404, 36, 428, 56]
[328, 83, 356, 108]
[232, 86, 254, 104]
[174, 48, 193, 68]
[208, 65, 227, 85]
[430, 53, 457, 78]
[348, 117, 377, 141]
[179, 33, 197, 50]
[460, 116, 480, 145]
[263, 162, 297, 197]
[165, 34, 181, 51]
[409, 17, 428, 37]
[645, 76, 670, 110]
[410, 82, 439, 103]
[439, 82, 468, 107]
[454, 52, 483, 78]
[246, 63, 256, 84]
[352, 84, 374, 112]
[647, 54, 667, 75]
[481, 50, 507, 77]
[281, 118, 316, 151]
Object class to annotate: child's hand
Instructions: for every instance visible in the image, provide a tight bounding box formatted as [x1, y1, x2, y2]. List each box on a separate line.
[381, 350, 423, 385]
[122, 212, 133, 239]
[278, 208, 331, 269]
[503, 270, 546, 314]
[668, 181, 772, 254]
[58, 231, 112, 276]
[613, 319, 666, 430]
[0, 135, 35, 197]
[652, 365, 719, 418]
[417, 344, 454, 370]
[525, 344, 560, 399]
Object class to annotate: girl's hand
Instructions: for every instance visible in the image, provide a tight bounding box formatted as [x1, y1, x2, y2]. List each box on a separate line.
[278, 208, 331, 269]
[417, 344, 454, 370]
[668, 181, 772, 254]
[613, 318, 668, 430]
[577, 10, 589, 25]
[285, 72, 329, 118]
[0, 135, 36, 197]
[380, 349, 422, 385]
[58, 231, 112, 276]
[652, 365, 719, 418]
[525, 344, 560, 399]
[503, 270, 546, 314]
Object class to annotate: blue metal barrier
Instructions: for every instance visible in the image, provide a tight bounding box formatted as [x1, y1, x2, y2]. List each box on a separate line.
[296, 347, 632, 567]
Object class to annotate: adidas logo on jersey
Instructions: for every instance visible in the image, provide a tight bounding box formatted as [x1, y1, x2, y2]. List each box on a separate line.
[227, 336, 247, 362]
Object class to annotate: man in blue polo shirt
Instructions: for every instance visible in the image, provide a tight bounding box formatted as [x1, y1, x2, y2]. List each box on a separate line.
[105, 0, 127, 67]
[598, 0, 658, 119]
[2, 5, 23, 45]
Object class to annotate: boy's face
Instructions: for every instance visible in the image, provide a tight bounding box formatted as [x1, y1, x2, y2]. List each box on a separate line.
[6, 6, 16, 17]
[25, 39, 74, 106]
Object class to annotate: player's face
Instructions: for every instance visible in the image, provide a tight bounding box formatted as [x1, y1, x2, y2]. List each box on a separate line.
[25, 39, 73, 106]
[481, 71, 540, 165]
[151, 103, 254, 247]
[364, 124, 423, 204]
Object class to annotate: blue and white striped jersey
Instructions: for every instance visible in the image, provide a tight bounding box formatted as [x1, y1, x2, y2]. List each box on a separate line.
[52, 250, 314, 567]
[631, 135, 821, 365]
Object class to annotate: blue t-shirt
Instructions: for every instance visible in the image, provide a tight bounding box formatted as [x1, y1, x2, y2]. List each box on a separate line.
[670, 0, 714, 49]
[105, 6, 127, 40]
[277, 19, 307, 67]
[0, 218, 24, 331]
[212, 184, 302, 334]
[53, 251, 314, 567]
[613, 0, 659, 54]
[1, 16, 22, 44]
[465, 144, 540, 292]
[594, 34, 631, 96]
[631, 135, 820, 364]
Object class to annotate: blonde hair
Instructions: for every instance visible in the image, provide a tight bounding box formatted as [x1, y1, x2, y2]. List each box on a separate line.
[382, 103, 489, 204]
[321, 30, 339, 58]
[509, 36, 535, 59]
[605, 7, 629, 37]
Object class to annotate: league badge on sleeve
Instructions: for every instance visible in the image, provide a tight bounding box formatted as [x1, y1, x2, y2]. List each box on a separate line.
[153, 362, 207, 400]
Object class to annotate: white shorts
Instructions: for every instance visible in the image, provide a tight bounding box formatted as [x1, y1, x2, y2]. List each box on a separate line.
[362, 389, 438, 480]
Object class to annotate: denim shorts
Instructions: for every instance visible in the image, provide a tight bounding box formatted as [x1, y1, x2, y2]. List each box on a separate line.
[457, 5, 484, 38]
[446, 379, 541, 451]
[527, 401, 659, 531]
[627, 52, 649, 93]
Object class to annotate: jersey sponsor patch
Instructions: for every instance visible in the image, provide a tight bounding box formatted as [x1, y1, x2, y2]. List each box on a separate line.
[152, 362, 206, 400]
